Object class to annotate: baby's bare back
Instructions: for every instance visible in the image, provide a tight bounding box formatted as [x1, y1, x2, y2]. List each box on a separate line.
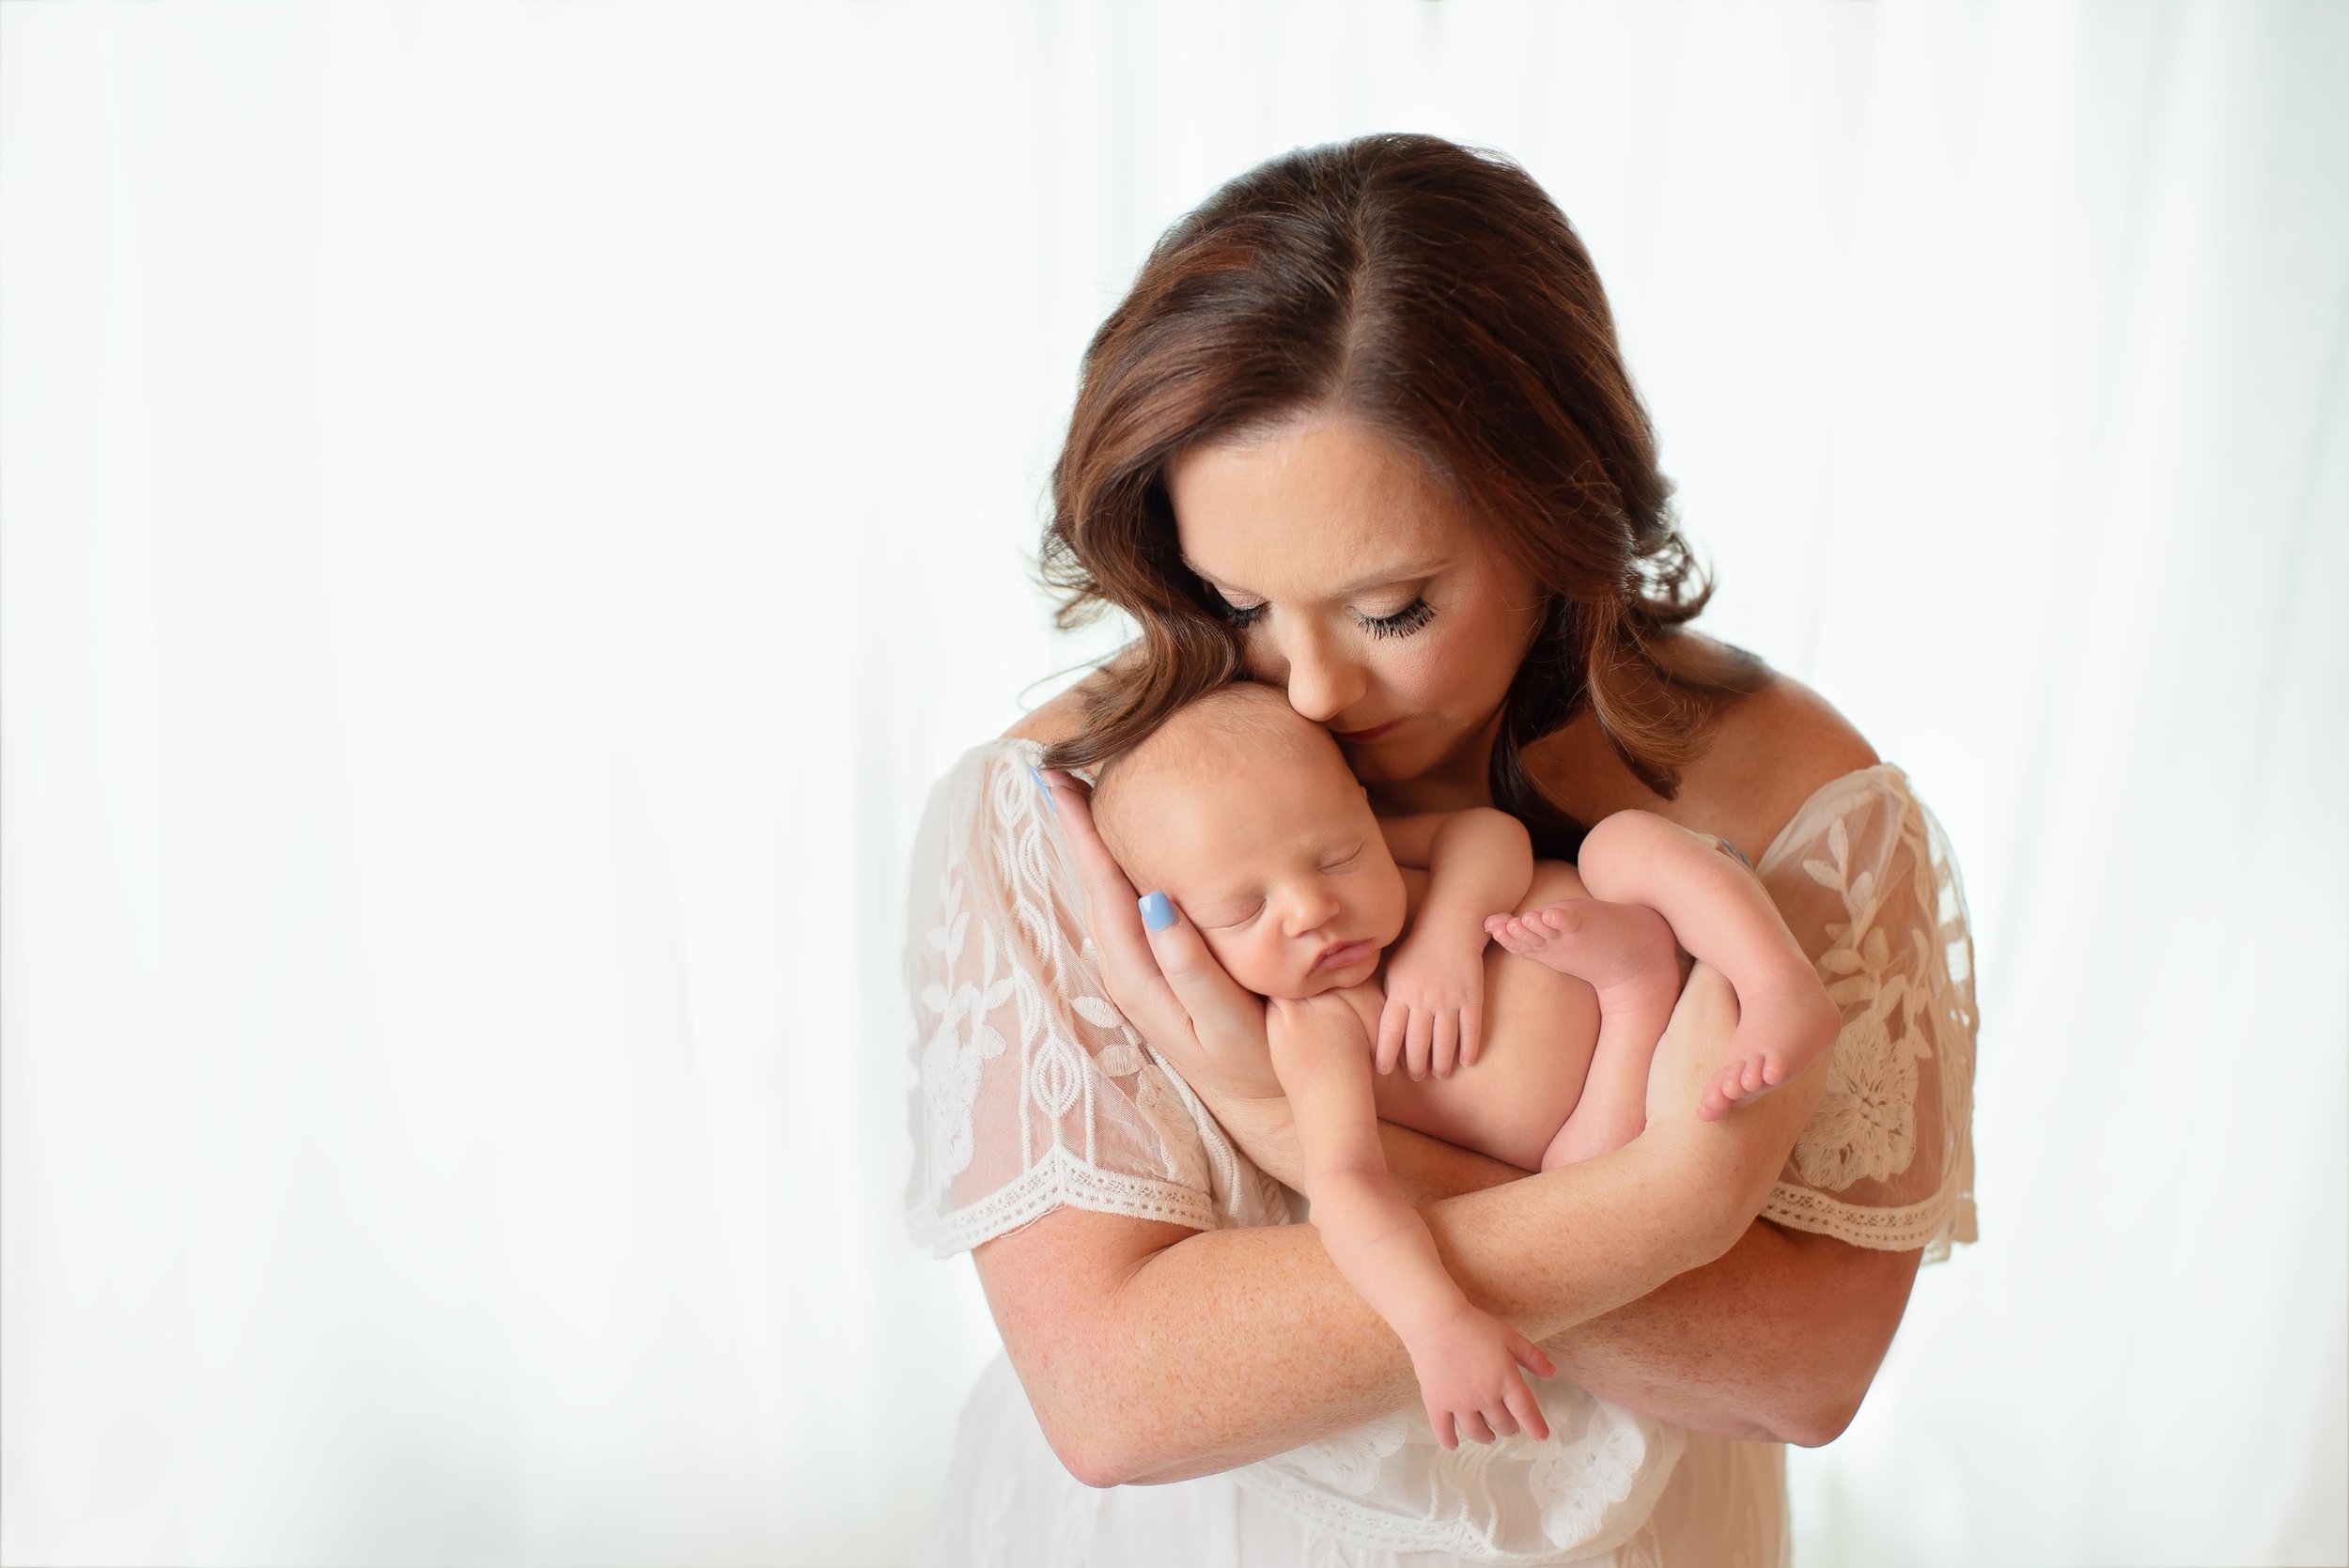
[1369, 861, 1608, 1171]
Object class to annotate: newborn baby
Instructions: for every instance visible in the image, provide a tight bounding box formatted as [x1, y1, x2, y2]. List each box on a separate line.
[1081, 682, 1840, 1451]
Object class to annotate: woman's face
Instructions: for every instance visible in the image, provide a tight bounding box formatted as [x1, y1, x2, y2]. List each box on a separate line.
[1164, 411, 1546, 790]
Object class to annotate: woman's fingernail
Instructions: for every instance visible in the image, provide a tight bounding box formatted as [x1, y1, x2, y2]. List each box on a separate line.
[1139, 892, 1174, 931]
[1030, 766, 1057, 812]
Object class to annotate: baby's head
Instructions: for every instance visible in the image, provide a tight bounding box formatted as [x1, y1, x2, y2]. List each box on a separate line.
[1091, 683, 1407, 1001]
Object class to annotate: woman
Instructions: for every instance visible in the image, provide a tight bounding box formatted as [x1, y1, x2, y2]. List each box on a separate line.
[904, 133, 1976, 1565]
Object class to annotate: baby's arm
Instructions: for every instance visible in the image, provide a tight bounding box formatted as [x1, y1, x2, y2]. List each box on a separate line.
[1265, 983, 1555, 1449]
[1377, 809, 1534, 1079]
[1563, 811, 1841, 1119]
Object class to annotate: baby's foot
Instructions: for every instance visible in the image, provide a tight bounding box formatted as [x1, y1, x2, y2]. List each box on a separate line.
[1486, 899, 1677, 990]
[1698, 1051, 1792, 1121]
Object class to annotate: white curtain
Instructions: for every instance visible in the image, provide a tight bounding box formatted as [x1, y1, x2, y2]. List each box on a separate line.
[3, 3, 2341, 1565]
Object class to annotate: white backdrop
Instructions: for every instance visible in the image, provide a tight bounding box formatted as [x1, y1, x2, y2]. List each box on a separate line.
[4, 3, 2343, 1565]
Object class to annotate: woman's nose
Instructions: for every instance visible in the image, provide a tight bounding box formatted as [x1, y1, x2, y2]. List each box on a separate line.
[1274, 624, 1367, 724]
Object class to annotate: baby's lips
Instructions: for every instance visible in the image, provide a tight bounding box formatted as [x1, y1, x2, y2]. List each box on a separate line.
[1309, 937, 1377, 975]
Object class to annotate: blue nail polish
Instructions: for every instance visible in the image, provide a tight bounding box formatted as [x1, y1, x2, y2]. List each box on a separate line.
[1030, 766, 1056, 812]
[1139, 891, 1174, 931]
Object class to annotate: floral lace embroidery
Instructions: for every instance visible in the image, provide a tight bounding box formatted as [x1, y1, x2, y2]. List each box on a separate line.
[905, 743, 1256, 1256]
[905, 744, 1979, 1560]
[1792, 813, 1928, 1190]
[1756, 766, 1980, 1264]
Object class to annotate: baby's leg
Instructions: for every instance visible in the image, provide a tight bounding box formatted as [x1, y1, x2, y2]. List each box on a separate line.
[1573, 811, 1843, 1120]
[1487, 888, 1683, 1169]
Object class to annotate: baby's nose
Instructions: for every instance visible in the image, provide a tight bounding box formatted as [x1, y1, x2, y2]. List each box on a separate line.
[1283, 886, 1343, 934]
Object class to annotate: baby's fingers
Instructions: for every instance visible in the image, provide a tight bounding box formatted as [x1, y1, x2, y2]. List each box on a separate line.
[1509, 1330, 1556, 1382]
[1428, 1403, 1459, 1452]
[1455, 1411, 1497, 1446]
[1376, 1000, 1408, 1075]
[1503, 1380, 1551, 1443]
[1405, 1009, 1435, 1079]
[1431, 1011, 1460, 1079]
[1460, 1001, 1483, 1069]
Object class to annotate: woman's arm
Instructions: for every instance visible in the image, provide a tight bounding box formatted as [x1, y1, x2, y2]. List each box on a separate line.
[973, 961, 1814, 1487]
[1360, 1116, 1921, 1447]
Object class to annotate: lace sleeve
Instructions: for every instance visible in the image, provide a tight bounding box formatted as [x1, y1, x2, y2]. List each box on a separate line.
[902, 738, 1288, 1258]
[1752, 765, 1981, 1263]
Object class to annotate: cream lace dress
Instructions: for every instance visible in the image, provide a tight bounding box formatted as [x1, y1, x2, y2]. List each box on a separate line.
[903, 738, 1978, 1567]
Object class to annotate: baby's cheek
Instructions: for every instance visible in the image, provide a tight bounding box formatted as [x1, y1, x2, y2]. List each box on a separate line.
[1211, 930, 1285, 999]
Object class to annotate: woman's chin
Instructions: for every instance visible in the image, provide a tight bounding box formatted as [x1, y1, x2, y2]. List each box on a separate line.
[1334, 742, 1419, 784]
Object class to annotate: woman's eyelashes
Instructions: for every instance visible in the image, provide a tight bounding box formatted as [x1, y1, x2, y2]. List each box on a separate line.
[1211, 591, 1438, 639]
[1358, 597, 1436, 639]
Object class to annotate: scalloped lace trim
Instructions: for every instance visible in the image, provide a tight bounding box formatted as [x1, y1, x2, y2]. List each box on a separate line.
[910, 1143, 1221, 1256]
[1761, 1180, 1977, 1264]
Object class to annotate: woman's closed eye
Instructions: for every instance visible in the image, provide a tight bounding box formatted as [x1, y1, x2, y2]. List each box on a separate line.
[1211, 593, 1439, 640]
[1357, 597, 1436, 639]
[1216, 598, 1266, 630]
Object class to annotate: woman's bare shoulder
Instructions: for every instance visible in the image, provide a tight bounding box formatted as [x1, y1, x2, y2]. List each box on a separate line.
[1003, 682, 1097, 749]
[1680, 668, 1879, 856]
[1003, 654, 1136, 749]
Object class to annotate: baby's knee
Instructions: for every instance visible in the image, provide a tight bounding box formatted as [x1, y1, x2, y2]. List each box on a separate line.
[1579, 809, 1735, 897]
[1581, 807, 1689, 862]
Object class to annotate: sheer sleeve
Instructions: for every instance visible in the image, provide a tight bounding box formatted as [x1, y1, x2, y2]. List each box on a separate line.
[1751, 765, 1980, 1262]
[902, 738, 1290, 1258]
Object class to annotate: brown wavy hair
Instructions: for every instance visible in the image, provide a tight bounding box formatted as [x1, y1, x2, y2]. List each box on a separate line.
[1036, 132, 1761, 859]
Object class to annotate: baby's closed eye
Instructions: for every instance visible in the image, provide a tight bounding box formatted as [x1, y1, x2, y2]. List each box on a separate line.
[1201, 899, 1265, 930]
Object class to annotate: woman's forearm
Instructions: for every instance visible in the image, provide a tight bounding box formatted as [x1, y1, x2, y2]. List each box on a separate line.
[1371, 1119, 1921, 1449]
[1106, 1133, 1746, 1485]
[1538, 1219, 1923, 1447]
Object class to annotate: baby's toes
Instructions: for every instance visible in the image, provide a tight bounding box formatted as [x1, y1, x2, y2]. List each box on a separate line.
[1696, 1075, 1731, 1120]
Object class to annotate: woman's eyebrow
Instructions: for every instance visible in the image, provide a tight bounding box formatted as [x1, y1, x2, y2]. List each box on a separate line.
[1181, 556, 1452, 599]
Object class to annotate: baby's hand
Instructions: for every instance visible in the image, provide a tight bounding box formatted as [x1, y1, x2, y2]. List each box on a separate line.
[1404, 1302, 1555, 1450]
[1377, 929, 1488, 1079]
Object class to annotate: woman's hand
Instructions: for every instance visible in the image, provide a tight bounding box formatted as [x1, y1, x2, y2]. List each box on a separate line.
[1035, 768, 1299, 1165]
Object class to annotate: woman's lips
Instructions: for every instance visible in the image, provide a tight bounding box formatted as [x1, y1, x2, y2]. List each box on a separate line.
[1331, 719, 1402, 743]
[1310, 939, 1378, 975]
